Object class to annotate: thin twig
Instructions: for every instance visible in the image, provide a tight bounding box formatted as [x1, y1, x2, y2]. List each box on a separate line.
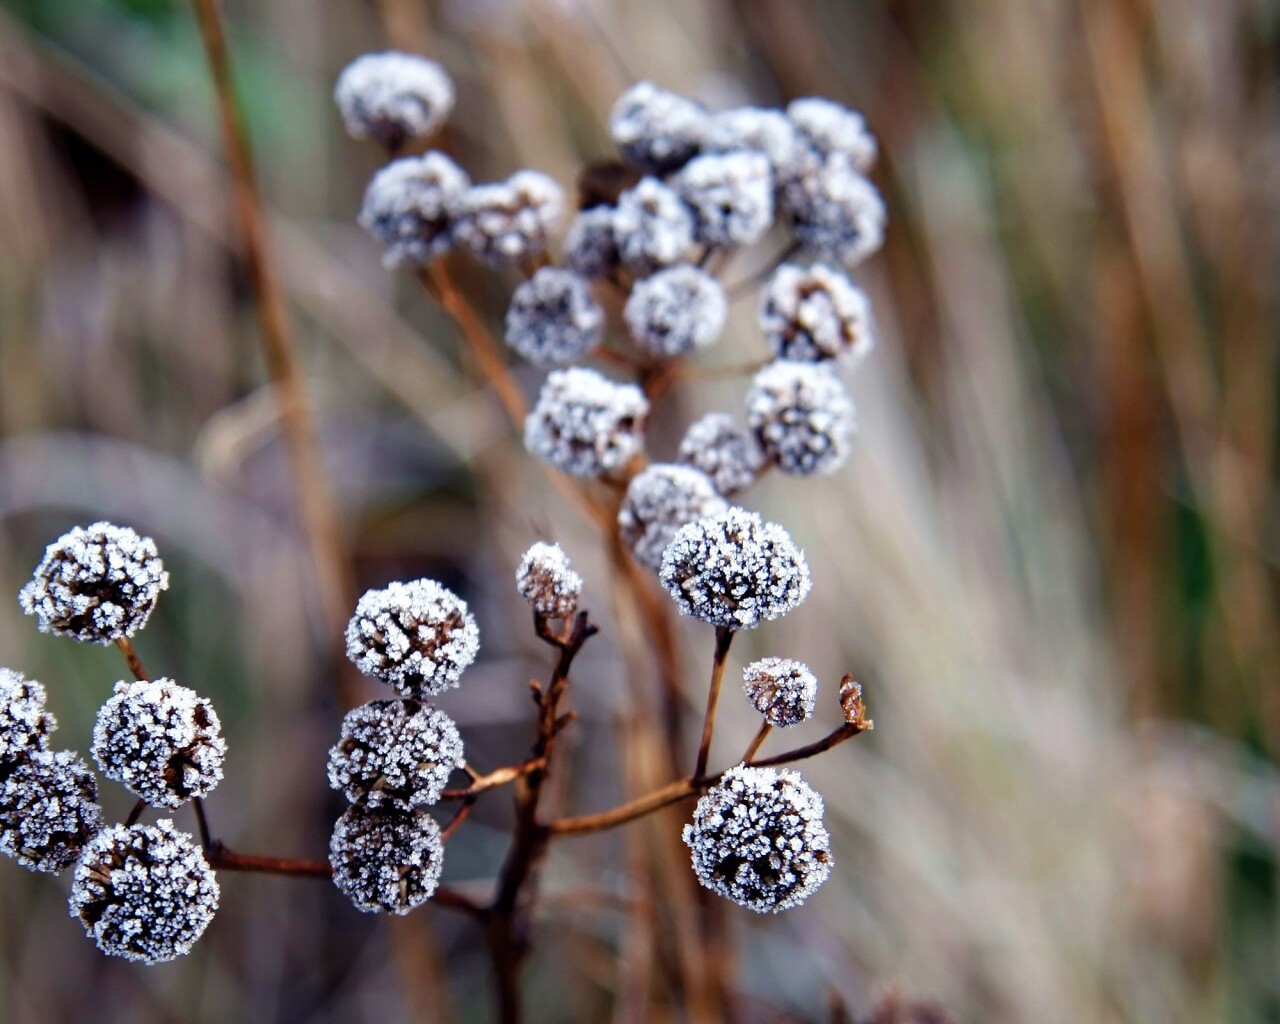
[694, 628, 735, 778]
[192, 796, 214, 851]
[441, 757, 548, 800]
[741, 722, 772, 764]
[725, 239, 801, 299]
[115, 637, 148, 682]
[124, 799, 147, 827]
[441, 798, 477, 842]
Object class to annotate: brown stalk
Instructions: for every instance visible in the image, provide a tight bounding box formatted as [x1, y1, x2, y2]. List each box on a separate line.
[741, 722, 772, 764]
[694, 628, 735, 778]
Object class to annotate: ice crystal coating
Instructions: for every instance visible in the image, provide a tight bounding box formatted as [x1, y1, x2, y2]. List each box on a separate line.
[618, 465, 727, 571]
[746, 361, 855, 476]
[345, 580, 480, 699]
[613, 178, 694, 274]
[456, 170, 563, 266]
[328, 699, 463, 811]
[330, 805, 443, 915]
[675, 151, 774, 248]
[782, 154, 886, 268]
[786, 97, 877, 173]
[0, 669, 55, 771]
[0, 751, 101, 874]
[92, 679, 225, 809]
[760, 262, 873, 364]
[677, 413, 766, 498]
[70, 820, 218, 964]
[524, 368, 649, 479]
[563, 206, 620, 279]
[505, 267, 604, 366]
[659, 507, 811, 629]
[334, 51, 455, 149]
[609, 81, 707, 173]
[742, 658, 818, 728]
[358, 152, 470, 266]
[682, 764, 831, 913]
[703, 107, 800, 177]
[19, 522, 169, 644]
[624, 265, 727, 357]
[516, 542, 582, 619]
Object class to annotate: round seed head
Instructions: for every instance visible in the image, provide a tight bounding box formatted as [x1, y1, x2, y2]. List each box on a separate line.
[609, 81, 707, 173]
[746, 360, 855, 476]
[703, 107, 801, 177]
[619, 465, 727, 571]
[70, 820, 218, 964]
[328, 700, 463, 811]
[330, 805, 444, 915]
[334, 51, 455, 149]
[92, 679, 226, 809]
[624, 265, 727, 357]
[613, 178, 694, 274]
[19, 522, 168, 645]
[742, 658, 818, 727]
[516, 542, 582, 619]
[760, 262, 873, 364]
[677, 412, 766, 497]
[682, 764, 831, 913]
[345, 580, 480, 699]
[456, 170, 563, 267]
[563, 206, 620, 279]
[505, 267, 604, 366]
[0, 669, 56, 772]
[786, 97, 877, 173]
[675, 151, 774, 248]
[0, 750, 102, 874]
[781, 153, 885, 268]
[359, 152, 470, 266]
[524, 367, 649, 479]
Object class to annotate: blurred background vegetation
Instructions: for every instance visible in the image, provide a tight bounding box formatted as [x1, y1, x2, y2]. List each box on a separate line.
[0, 0, 1277, 1021]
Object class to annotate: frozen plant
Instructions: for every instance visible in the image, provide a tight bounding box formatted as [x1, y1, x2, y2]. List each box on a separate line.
[334, 51, 455, 149]
[0, 750, 102, 874]
[330, 804, 444, 915]
[524, 367, 649, 479]
[677, 413, 767, 497]
[625, 264, 727, 357]
[562, 205, 620, 279]
[609, 81, 707, 173]
[675, 150, 775, 248]
[455, 170, 563, 267]
[786, 97, 878, 173]
[359, 152, 470, 266]
[746, 360, 856, 476]
[516, 542, 583, 620]
[505, 267, 604, 365]
[742, 657, 818, 727]
[782, 153, 886, 267]
[618, 464, 727, 571]
[328, 700, 464, 811]
[613, 177, 695, 274]
[0, 669, 55, 771]
[703, 107, 801, 179]
[760, 262, 874, 364]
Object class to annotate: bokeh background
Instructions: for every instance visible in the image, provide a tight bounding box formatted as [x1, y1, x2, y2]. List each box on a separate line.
[0, 0, 1277, 1021]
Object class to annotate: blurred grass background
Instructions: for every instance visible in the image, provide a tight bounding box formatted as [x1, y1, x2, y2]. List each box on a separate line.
[0, 0, 1277, 1021]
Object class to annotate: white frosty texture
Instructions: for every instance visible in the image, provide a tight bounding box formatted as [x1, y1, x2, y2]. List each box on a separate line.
[675, 151, 774, 248]
[70, 820, 219, 964]
[0, 669, 55, 768]
[334, 51, 455, 148]
[19, 522, 168, 644]
[786, 97, 877, 173]
[524, 368, 649, 479]
[613, 178, 694, 274]
[92, 678, 225, 809]
[677, 413, 766, 498]
[703, 107, 800, 179]
[455, 170, 563, 267]
[345, 580, 480, 699]
[747, 360, 855, 476]
[618, 465, 727, 571]
[563, 206, 620, 279]
[0, 750, 102, 874]
[359, 152, 469, 266]
[609, 81, 707, 173]
[781, 153, 885, 268]
[505, 267, 604, 365]
[624, 265, 727, 357]
[330, 805, 443, 915]
[760, 262, 873, 364]
[682, 764, 831, 913]
[742, 657, 818, 728]
[516, 542, 582, 619]
[328, 699, 463, 811]
[659, 507, 811, 629]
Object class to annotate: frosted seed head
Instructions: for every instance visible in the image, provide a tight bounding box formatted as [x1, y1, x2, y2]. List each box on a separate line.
[0, 750, 101, 874]
[19, 522, 168, 645]
[70, 820, 218, 964]
[613, 178, 695, 275]
[742, 658, 818, 728]
[328, 699, 463, 811]
[675, 151, 775, 248]
[624, 265, 727, 357]
[334, 51, 455, 149]
[91, 678, 226, 809]
[524, 367, 649, 479]
[618, 465, 728, 571]
[455, 170, 563, 267]
[609, 81, 707, 173]
[0, 669, 55, 771]
[683, 764, 831, 913]
[659, 507, 811, 630]
[746, 361, 855, 476]
[505, 268, 604, 366]
[516, 542, 582, 619]
[330, 805, 444, 915]
[563, 206, 620, 279]
[786, 97, 877, 173]
[760, 262, 873, 364]
[358, 152, 470, 266]
[345, 580, 480, 699]
[703, 107, 801, 177]
[677, 413, 766, 498]
[781, 153, 886, 268]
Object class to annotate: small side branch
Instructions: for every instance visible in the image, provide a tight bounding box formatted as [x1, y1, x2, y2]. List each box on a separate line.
[694, 627, 735, 778]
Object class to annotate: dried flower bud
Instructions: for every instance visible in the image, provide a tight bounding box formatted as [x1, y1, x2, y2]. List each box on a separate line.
[742, 658, 818, 727]
[760, 262, 873, 364]
[624, 264, 726, 357]
[330, 804, 443, 915]
[328, 700, 463, 811]
[0, 669, 55, 772]
[19, 522, 168, 644]
[703, 107, 800, 177]
[659, 507, 811, 630]
[0, 750, 102, 874]
[70, 820, 218, 964]
[334, 51, 455, 149]
[92, 679, 226, 809]
[505, 267, 604, 366]
[563, 206, 620, 279]
[456, 170, 563, 267]
[614, 178, 694, 274]
[359, 152, 470, 266]
[682, 764, 831, 913]
[524, 367, 649, 479]
[746, 361, 855, 476]
[619, 465, 727, 571]
[782, 154, 885, 268]
[609, 81, 706, 173]
[677, 413, 766, 497]
[516, 542, 582, 619]
[345, 580, 480, 699]
[786, 97, 877, 173]
[675, 151, 774, 248]
[838, 676, 872, 729]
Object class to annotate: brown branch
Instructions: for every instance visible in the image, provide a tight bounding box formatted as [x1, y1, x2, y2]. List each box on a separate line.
[440, 757, 548, 800]
[694, 627, 735, 778]
[115, 637, 149, 683]
[440, 798, 477, 842]
[741, 722, 772, 764]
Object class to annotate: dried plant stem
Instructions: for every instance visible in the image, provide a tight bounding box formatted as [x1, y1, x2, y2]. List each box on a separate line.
[694, 628, 735, 778]
[742, 722, 772, 763]
[124, 799, 146, 827]
[441, 756, 547, 800]
[115, 637, 148, 683]
[440, 798, 477, 842]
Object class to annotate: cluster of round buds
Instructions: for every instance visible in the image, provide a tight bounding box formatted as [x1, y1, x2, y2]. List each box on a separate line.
[516, 542, 582, 620]
[563, 206, 620, 279]
[505, 267, 604, 366]
[747, 361, 855, 477]
[702, 108, 801, 179]
[760, 263, 873, 364]
[0, 669, 55, 772]
[619, 465, 727, 571]
[359, 152, 470, 266]
[613, 177, 694, 274]
[781, 153, 885, 268]
[91, 678, 226, 809]
[683, 764, 831, 913]
[524, 368, 649, 479]
[786, 97, 877, 173]
[624, 265, 726, 357]
[609, 81, 707, 174]
[675, 151, 774, 248]
[677, 413, 766, 498]
[0, 750, 102, 873]
[70, 820, 219, 964]
[455, 170, 563, 267]
[742, 658, 818, 728]
[330, 804, 443, 915]
[19, 522, 168, 645]
[328, 700, 463, 811]
[334, 51, 454, 150]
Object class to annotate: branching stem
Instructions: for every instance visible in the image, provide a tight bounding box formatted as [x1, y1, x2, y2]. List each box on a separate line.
[694, 627, 735, 778]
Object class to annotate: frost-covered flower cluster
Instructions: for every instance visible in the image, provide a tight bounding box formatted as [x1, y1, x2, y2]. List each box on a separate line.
[760, 262, 873, 364]
[506, 267, 604, 365]
[614, 177, 695, 273]
[619, 464, 726, 571]
[747, 361, 855, 476]
[0, 669, 55, 771]
[516, 542, 582, 619]
[625, 265, 726, 357]
[330, 804, 444, 915]
[677, 413, 765, 498]
[359, 153, 470, 266]
[609, 81, 707, 173]
[456, 170, 563, 267]
[742, 658, 818, 728]
[335, 51, 454, 149]
[0, 750, 102, 874]
[524, 368, 649, 479]
[328, 700, 463, 811]
[675, 151, 774, 248]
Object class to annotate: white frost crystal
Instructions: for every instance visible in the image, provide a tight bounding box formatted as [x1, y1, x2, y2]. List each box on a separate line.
[781, 154, 885, 268]
[609, 81, 707, 173]
[742, 658, 818, 727]
[675, 151, 774, 248]
[505, 267, 604, 366]
[330, 804, 443, 915]
[683, 764, 831, 913]
[334, 51, 455, 148]
[345, 580, 480, 699]
[613, 177, 694, 274]
[0, 750, 102, 874]
[70, 820, 219, 964]
[516, 542, 582, 619]
[524, 368, 649, 479]
[677, 413, 766, 497]
[624, 265, 727, 357]
[659, 507, 811, 630]
[328, 700, 464, 811]
[703, 107, 800, 177]
[747, 360, 855, 476]
[786, 97, 877, 173]
[455, 170, 563, 267]
[359, 152, 470, 266]
[759, 262, 872, 364]
[563, 206, 620, 279]
[0, 669, 55, 770]
[618, 464, 727, 571]
[19, 522, 168, 644]
[92, 678, 225, 809]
